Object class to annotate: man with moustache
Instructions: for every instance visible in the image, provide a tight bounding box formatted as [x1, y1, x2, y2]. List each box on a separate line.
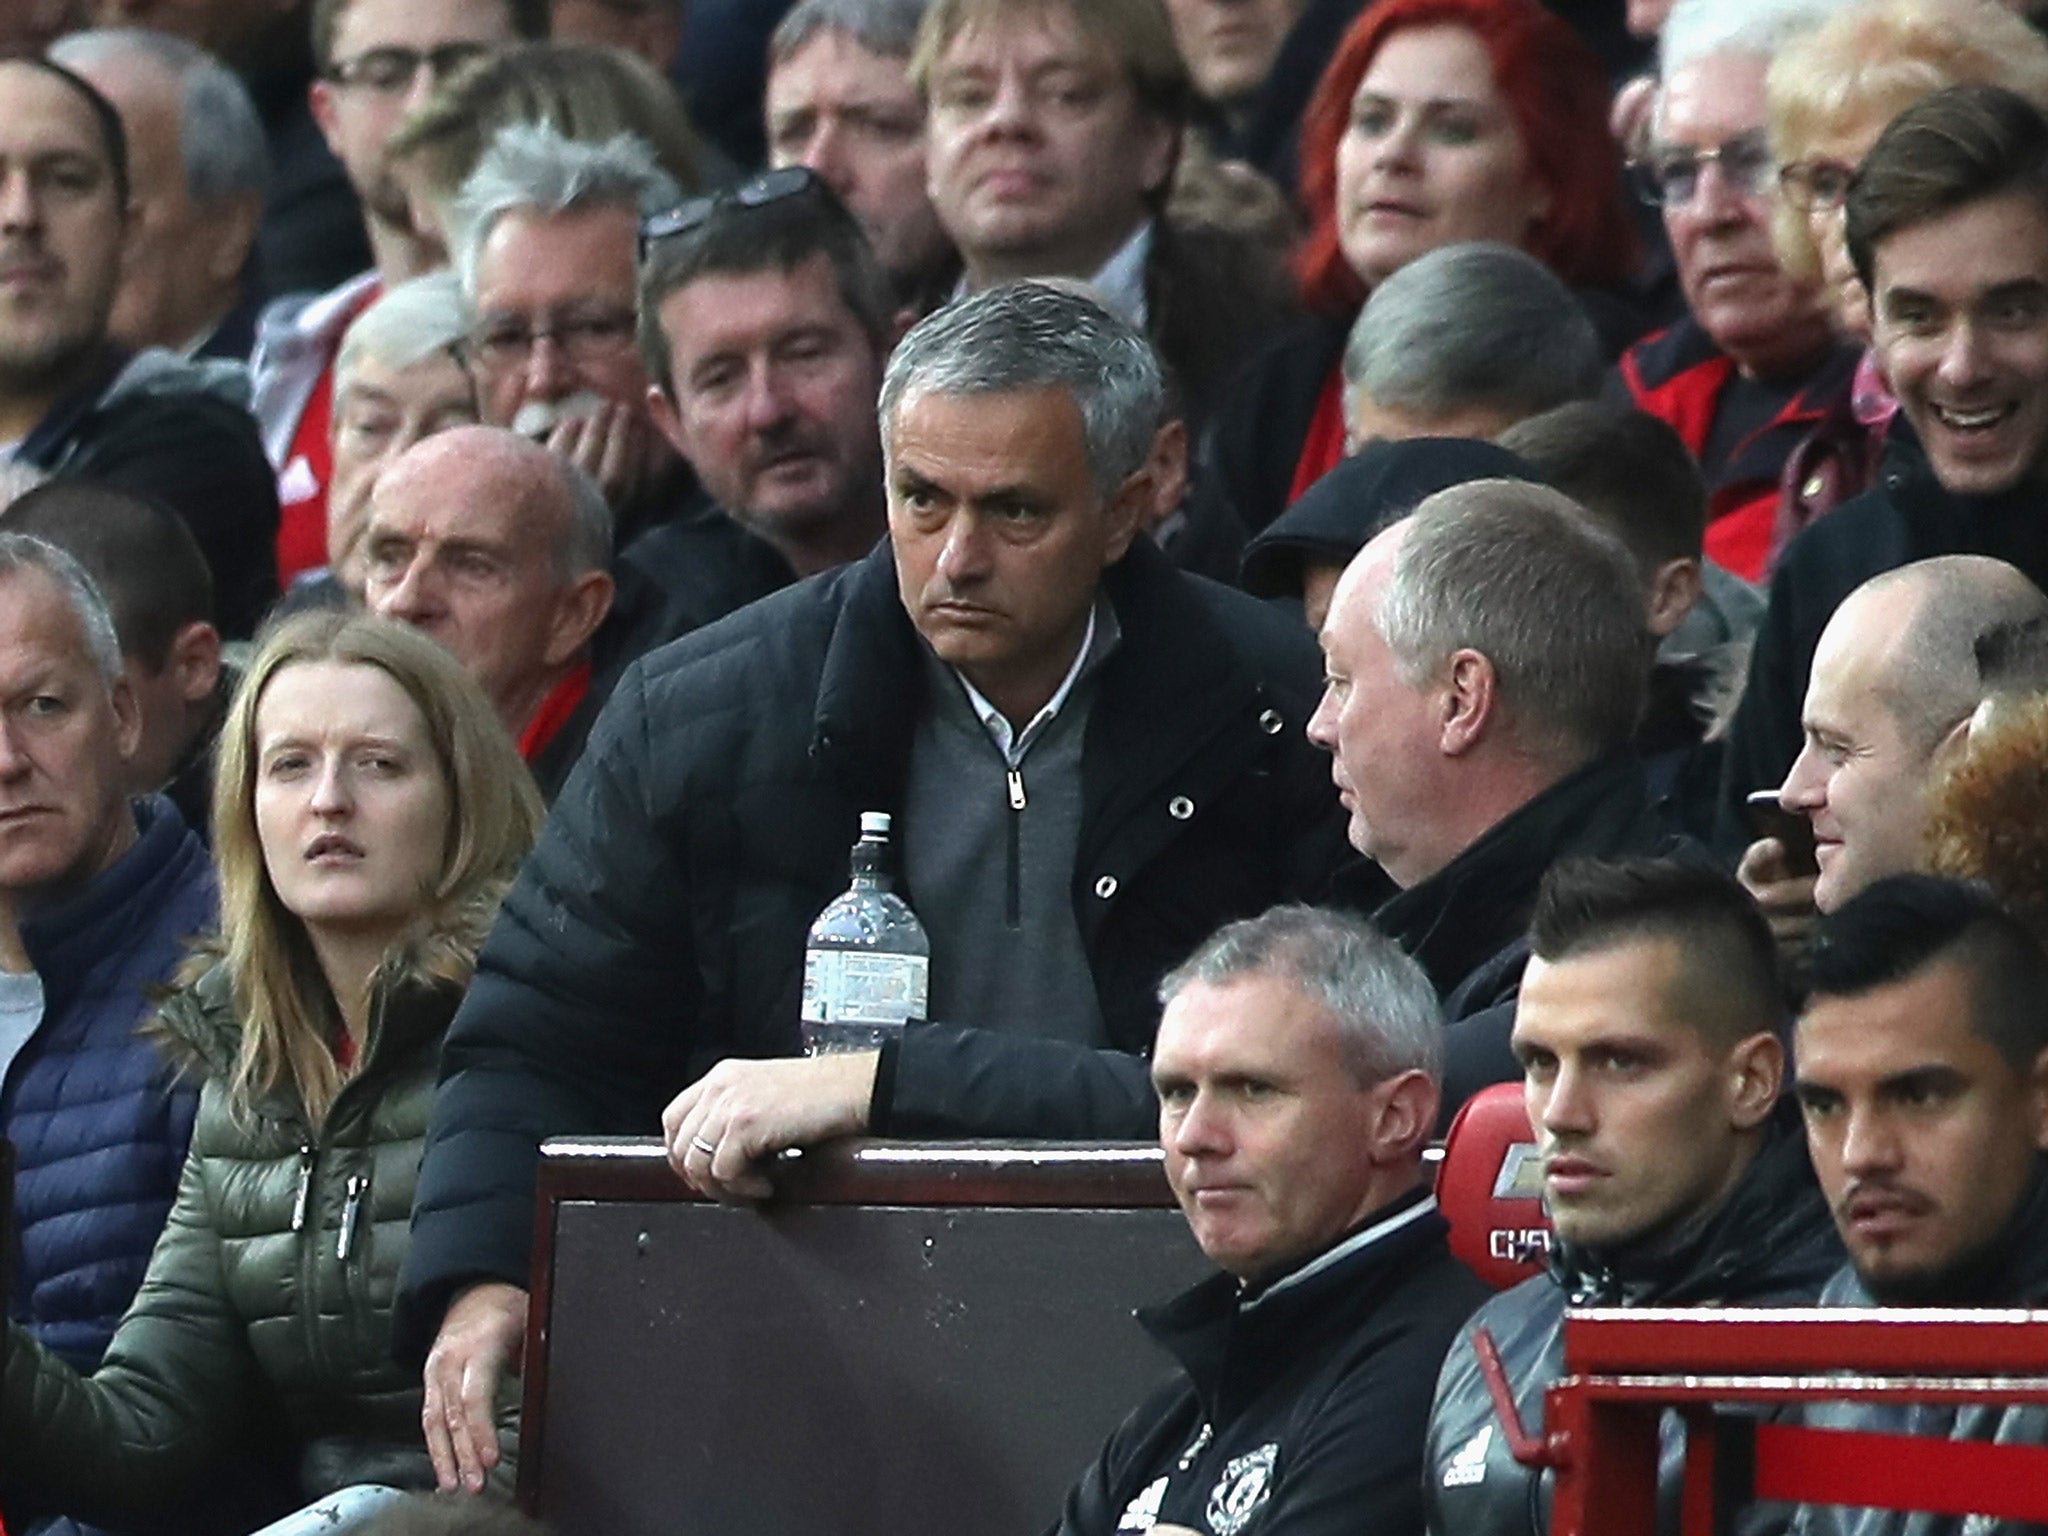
[1790, 875, 2048, 1536]
[1425, 859, 1839, 1536]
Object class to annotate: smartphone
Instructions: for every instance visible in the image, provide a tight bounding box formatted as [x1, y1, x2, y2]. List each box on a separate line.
[1745, 789, 1820, 878]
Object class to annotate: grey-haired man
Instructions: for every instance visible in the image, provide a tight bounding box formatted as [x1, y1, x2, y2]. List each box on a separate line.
[399, 281, 1352, 1491]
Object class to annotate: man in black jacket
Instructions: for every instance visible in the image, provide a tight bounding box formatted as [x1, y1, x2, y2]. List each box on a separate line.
[1057, 904, 1486, 1536]
[402, 282, 1353, 1492]
[1425, 860, 1841, 1536]
[0, 57, 279, 637]
[1722, 85, 2048, 844]
[1786, 877, 2048, 1536]
[1307, 477, 1684, 1115]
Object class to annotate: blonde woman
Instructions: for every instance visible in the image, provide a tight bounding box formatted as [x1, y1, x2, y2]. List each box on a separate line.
[2, 612, 542, 1517]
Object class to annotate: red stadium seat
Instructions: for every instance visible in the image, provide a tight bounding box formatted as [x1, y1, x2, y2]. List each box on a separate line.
[1437, 1082, 1551, 1288]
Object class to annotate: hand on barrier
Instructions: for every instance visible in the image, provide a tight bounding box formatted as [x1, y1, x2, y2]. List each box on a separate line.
[422, 1280, 527, 1493]
[661, 1051, 881, 1202]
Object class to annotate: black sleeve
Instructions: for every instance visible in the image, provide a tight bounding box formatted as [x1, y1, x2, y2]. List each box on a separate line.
[62, 395, 281, 640]
[874, 1026, 1158, 1139]
[394, 667, 700, 1361]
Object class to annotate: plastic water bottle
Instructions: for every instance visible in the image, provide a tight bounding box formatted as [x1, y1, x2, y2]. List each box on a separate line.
[801, 812, 930, 1054]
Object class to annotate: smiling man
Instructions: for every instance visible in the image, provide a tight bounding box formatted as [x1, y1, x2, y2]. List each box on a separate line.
[398, 282, 1350, 1493]
[1055, 904, 1484, 1536]
[1425, 859, 1839, 1536]
[1790, 877, 2048, 1535]
[1723, 84, 2048, 844]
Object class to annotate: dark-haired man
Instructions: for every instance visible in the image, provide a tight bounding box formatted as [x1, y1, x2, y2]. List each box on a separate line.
[0, 57, 280, 637]
[1723, 84, 2048, 839]
[1426, 858, 1840, 1536]
[1790, 875, 2048, 1534]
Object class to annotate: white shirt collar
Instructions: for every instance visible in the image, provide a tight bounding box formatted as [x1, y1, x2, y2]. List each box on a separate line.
[953, 604, 1099, 764]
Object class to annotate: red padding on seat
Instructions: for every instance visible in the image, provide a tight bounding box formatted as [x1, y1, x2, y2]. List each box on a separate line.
[1438, 1082, 1551, 1289]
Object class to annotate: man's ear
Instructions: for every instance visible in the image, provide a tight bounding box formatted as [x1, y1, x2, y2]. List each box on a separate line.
[1370, 1069, 1440, 1163]
[1645, 556, 1703, 640]
[167, 621, 222, 708]
[108, 672, 143, 765]
[1139, 418, 1189, 534]
[1101, 466, 1154, 567]
[646, 381, 688, 456]
[2027, 1045, 2048, 1152]
[1438, 648, 1500, 757]
[202, 195, 266, 286]
[543, 570, 616, 669]
[309, 78, 342, 158]
[1728, 1030, 1785, 1130]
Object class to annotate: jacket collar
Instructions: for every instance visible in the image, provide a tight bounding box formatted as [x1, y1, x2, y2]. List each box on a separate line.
[808, 538, 1272, 821]
[1139, 1188, 1444, 1422]
[1551, 1102, 1842, 1307]
[1369, 753, 1671, 999]
[1873, 418, 2048, 574]
[14, 346, 132, 466]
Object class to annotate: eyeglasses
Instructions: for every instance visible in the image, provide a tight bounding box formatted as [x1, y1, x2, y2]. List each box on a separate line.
[464, 306, 639, 373]
[638, 166, 837, 259]
[1778, 156, 1858, 212]
[322, 43, 491, 93]
[1631, 130, 1777, 208]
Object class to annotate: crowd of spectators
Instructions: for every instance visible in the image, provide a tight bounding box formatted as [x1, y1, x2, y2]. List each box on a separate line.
[8, 0, 2048, 1531]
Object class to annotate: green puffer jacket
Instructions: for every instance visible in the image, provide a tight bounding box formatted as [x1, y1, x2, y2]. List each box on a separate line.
[2, 955, 467, 1518]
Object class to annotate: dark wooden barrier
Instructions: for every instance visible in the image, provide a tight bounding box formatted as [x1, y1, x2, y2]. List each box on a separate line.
[519, 1138, 1209, 1536]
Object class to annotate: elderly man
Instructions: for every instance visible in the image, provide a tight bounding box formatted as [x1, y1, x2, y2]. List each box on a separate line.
[1427, 859, 1839, 1536]
[360, 425, 615, 795]
[1, 57, 279, 637]
[1615, 0, 1853, 582]
[1342, 242, 1603, 450]
[1307, 478, 1677, 1111]
[1790, 876, 2048, 1535]
[912, 0, 1290, 427]
[1057, 904, 1485, 1536]
[765, 0, 957, 313]
[0, 534, 214, 1386]
[0, 482, 226, 838]
[399, 282, 1350, 1492]
[1738, 558, 2048, 959]
[639, 167, 893, 581]
[251, 0, 543, 586]
[50, 28, 270, 360]
[1724, 85, 2048, 839]
[454, 123, 690, 542]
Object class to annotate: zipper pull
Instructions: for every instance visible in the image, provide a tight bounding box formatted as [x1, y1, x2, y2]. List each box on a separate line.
[337, 1173, 369, 1262]
[1006, 767, 1026, 811]
[288, 1144, 315, 1233]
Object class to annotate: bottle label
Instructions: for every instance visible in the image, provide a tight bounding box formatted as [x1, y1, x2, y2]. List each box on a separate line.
[801, 950, 930, 1025]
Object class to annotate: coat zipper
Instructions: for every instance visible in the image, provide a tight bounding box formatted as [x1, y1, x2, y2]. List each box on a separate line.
[337, 1171, 370, 1261]
[1005, 766, 1025, 928]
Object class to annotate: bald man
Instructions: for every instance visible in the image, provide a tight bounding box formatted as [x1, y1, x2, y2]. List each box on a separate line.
[361, 427, 615, 792]
[1742, 556, 2048, 927]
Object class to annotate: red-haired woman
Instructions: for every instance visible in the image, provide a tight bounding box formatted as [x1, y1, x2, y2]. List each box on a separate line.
[1206, 0, 1643, 539]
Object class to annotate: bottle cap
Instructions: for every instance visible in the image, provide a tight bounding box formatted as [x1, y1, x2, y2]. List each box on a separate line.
[860, 811, 892, 837]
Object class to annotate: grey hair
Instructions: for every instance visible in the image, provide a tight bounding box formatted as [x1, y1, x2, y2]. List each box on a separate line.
[1377, 480, 1652, 764]
[0, 533, 125, 685]
[770, 0, 931, 64]
[880, 282, 1164, 500]
[453, 123, 681, 296]
[1862, 556, 2048, 751]
[50, 28, 270, 203]
[335, 273, 473, 398]
[551, 459, 613, 579]
[1342, 242, 1602, 425]
[1658, 0, 1835, 85]
[1159, 905, 1444, 1085]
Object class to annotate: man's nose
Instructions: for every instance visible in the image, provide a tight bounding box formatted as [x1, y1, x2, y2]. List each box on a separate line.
[1539, 1063, 1594, 1136]
[1937, 320, 1990, 388]
[523, 331, 580, 400]
[375, 554, 438, 622]
[1306, 685, 1337, 753]
[1779, 744, 1827, 813]
[1169, 1090, 1230, 1157]
[740, 361, 796, 433]
[0, 167, 41, 233]
[934, 513, 992, 584]
[1839, 1104, 1902, 1177]
[800, 120, 856, 198]
[0, 714, 31, 780]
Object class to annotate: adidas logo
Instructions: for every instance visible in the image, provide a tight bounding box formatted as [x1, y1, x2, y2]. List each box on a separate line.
[1443, 1425, 1493, 1488]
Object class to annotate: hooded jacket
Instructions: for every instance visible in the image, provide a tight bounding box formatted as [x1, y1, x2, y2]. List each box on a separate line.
[3, 797, 213, 1375]
[1056, 1191, 1488, 1536]
[1424, 1109, 1844, 1536]
[1787, 1161, 2048, 1536]
[14, 347, 280, 638]
[396, 537, 1353, 1360]
[2, 946, 481, 1522]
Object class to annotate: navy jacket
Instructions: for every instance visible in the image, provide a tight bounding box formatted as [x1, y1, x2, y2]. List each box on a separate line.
[4, 796, 215, 1373]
